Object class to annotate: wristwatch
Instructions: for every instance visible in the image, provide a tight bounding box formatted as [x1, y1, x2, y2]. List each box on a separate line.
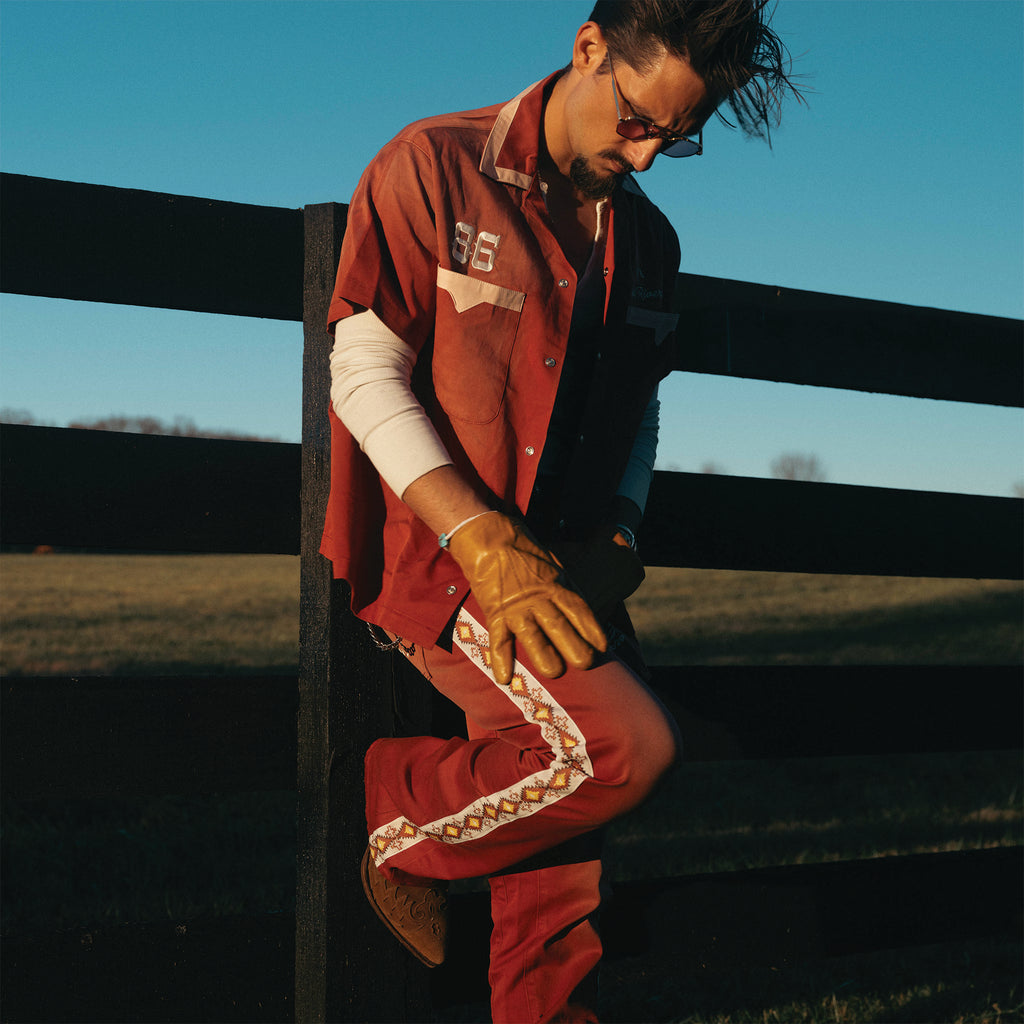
[614, 524, 637, 551]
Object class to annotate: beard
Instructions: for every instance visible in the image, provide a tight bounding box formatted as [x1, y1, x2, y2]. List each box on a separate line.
[569, 151, 634, 200]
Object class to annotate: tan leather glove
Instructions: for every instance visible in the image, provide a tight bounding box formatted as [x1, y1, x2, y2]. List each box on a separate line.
[447, 512, 607, 686]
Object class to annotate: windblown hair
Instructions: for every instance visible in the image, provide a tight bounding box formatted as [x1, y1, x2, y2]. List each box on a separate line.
[588, 0, 805, 141]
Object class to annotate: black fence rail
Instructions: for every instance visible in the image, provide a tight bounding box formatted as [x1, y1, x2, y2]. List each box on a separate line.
[1, 172, 1021, 1022]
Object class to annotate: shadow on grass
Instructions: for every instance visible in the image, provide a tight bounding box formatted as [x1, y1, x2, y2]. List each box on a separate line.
[599, 937, 1022, 1023]
[1, 791, 297, 937]
[604, 752, 1023, 880]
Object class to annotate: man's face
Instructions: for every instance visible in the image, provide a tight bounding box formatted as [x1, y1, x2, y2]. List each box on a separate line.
[562, 28, 716, 199]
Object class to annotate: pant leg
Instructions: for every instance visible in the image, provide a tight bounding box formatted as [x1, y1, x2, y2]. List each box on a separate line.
[364, 596, 680, 1021]
[488, 860, 602, 1024]
[365, 598, 679, 882]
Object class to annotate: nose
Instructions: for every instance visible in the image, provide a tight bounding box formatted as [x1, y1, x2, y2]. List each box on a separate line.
[623, 138, 661, 173]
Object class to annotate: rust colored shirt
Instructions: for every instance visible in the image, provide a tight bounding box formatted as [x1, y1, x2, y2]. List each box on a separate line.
[321, 72, 681, 647]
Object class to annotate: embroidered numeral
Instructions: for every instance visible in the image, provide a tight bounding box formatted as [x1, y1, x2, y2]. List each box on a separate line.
[451, 222, 501, 272]
[470, 230, 500, 271]
[452, 222, 475, 265]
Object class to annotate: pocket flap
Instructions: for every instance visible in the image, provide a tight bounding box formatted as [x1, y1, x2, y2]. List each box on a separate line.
[437, 266, 526, 314]
[625, 306, 679, 346]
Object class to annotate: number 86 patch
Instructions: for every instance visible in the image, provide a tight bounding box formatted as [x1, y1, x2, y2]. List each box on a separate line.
[452, 221, 501, 272]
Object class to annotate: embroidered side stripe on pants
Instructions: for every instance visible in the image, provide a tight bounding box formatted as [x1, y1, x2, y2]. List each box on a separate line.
[369, 608, 594, 869]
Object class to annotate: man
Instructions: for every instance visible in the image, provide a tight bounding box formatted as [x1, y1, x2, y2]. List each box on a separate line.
[321, 2, 802, 1019]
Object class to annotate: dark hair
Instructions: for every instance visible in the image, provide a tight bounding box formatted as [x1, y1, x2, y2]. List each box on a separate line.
[588, 0, 805, 141]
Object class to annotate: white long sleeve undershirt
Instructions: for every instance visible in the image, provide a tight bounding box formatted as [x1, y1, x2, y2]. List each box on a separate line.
[329, 309, 660, 513]
[329, 311, 453, 498]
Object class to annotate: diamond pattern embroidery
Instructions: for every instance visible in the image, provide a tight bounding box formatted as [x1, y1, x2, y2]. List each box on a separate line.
[369, 608, 594, 869]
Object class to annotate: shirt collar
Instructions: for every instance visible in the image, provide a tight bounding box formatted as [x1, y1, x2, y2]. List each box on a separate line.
[479, 71, 562, 190]
[480, 70, 644, 202]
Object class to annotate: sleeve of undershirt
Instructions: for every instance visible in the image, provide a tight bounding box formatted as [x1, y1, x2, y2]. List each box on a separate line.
[330, 309, 454, 498]
[614, 385, 660, 516]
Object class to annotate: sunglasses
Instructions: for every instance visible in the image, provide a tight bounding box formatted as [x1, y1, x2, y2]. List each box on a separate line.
[608, 53, 703, 158]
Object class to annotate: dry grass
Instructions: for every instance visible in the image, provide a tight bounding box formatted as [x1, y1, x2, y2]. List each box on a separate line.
[1, 554, 1020, 675]
[627, 567, 1022, 666]
[0, 553, 299, 675]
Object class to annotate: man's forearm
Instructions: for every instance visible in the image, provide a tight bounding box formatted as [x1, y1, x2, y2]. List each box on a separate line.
[401, 465, 492, 540]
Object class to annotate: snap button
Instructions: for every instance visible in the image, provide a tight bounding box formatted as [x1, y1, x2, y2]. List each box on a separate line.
[558, 278, 569, 288]
[544, 357, 556, 368]
[446, 584, 458, 595]
[603, 267, 610, 277]
[525, 445, 536, 456]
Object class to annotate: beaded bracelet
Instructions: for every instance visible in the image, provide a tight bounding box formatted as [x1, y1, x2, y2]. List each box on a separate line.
[438, 510, 495, 549]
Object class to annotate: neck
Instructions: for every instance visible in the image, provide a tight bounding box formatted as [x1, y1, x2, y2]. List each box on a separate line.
[541, 69, 577, 186]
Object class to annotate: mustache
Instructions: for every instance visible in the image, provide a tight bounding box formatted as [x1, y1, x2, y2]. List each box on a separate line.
[598, 150, 635, 176]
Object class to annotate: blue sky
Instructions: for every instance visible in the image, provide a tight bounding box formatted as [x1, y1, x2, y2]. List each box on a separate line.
[1, 0, 1021, 496]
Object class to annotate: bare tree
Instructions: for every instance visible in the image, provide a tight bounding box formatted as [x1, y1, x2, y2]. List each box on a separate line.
[0, 408, 38, 425]
[1013, 481, 1024, 499]
[771, 452, 827, 482]
[700, 461, 725, 475]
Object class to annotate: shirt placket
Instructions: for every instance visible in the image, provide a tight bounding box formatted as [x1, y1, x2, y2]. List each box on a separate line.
[510, 184, 579, 508]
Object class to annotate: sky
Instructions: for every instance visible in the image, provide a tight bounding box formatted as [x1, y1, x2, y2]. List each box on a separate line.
[1, 0, 1021, 498]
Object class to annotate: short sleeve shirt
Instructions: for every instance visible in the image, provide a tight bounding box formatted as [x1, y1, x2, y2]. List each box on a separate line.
[321, 73, 681, 647]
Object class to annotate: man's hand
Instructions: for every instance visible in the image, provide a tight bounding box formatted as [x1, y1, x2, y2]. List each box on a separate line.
[447, 512, 607, 686]
[554, 530, 645, 622]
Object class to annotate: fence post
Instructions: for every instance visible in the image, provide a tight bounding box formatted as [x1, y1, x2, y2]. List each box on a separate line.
[297, 202, 433, 1021]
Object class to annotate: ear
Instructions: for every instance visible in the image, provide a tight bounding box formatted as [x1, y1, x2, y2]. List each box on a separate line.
[572, 21, 608, 77]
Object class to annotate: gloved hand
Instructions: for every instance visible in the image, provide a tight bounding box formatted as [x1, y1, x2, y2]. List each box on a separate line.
[447, 512, 607, 686]
[554, 530, 645, 622]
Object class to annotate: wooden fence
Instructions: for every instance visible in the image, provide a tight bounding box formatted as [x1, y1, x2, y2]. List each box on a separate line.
[1, 171, 1021, 1022]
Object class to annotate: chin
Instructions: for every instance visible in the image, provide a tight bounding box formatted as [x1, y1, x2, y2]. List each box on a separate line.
[569, 155, 622, 200]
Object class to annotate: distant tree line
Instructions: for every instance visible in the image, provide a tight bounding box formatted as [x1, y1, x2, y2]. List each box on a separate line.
[770, 453, 827, 482]
[696, 453, 827, 482]
[0, 409, 280, 443]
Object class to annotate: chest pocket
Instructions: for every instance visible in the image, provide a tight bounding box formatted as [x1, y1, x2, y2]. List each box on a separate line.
[433, 267, 526, 424]
[625, 306, 678, 347]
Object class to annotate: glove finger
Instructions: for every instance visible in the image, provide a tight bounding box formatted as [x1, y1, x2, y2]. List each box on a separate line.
[488, 622, 516, 687]
[510, 615, 567, 679]
[530, 602, 602, 672]
[551, 590, 608, 654]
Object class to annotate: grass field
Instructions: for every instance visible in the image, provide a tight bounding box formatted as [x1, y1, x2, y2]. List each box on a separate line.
[1, 553, 1020, 674]
[630, 566, 1022, 666]
[1, 553, 1021, 1021]
[0, 553, 300, 676]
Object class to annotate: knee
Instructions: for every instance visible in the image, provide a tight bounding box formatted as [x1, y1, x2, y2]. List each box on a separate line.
[626, 704, 681, 791]
[589, 698, 680, 808]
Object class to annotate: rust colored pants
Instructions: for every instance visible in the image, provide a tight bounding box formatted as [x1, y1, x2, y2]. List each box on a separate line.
[365, 597, 680, 1023]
